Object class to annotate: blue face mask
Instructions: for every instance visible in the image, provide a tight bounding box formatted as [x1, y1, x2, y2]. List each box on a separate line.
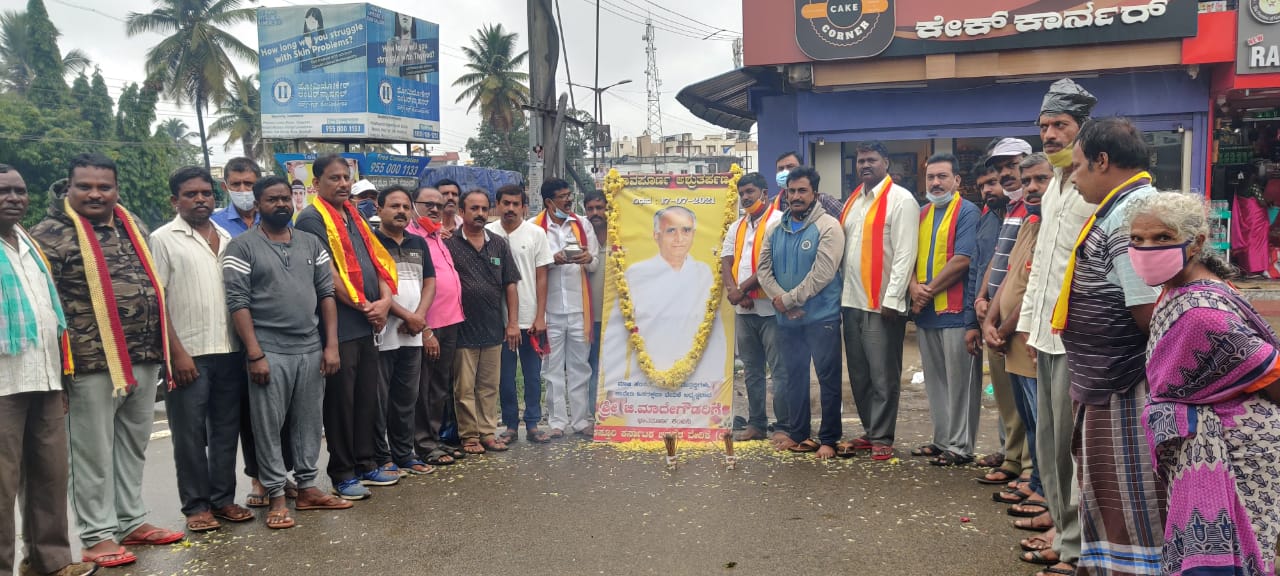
[776, 170, 790, 189]
[554, 206, 570, 220]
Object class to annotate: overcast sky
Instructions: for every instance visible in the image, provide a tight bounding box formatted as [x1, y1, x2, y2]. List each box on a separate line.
[43, 0, 743, 166]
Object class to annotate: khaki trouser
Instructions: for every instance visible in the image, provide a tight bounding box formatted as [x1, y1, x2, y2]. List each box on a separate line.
[0, 391, 73, 575]
[453, 346, 501, 441]
[989, 352, 1029, 475]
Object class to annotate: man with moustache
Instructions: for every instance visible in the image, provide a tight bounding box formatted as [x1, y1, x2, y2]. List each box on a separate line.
[149, 167, 254, 534]
[909, 154, 981, 467]
[833, 141, 919, 460]
[32, 153, 185, 567]
[224, 175, 351, 530]
[371, 186, 436, 475]
[1015, 78, 1099, 575]
[720, 172, 788, 443]
[448, 191, 521, 454]
[408, 187, 465, 466]
[0, 164, 98, 576]
[486, 184, 553, 443]
[756, 166, 845, 459]
[210, 157, 261, 237]
[982, 154, 1057, 563]
[583, 191, 608, 412]
[968, 160, 1011, 473]
[973, 139, 1035, 488]
[435, 178, 463, 238]
[534, 179, 598, 438]
[294, 155, 399, 499]
[773, 151, 842, 214]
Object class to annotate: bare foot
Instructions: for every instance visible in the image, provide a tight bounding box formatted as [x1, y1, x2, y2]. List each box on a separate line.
[815, 445, 836, 459]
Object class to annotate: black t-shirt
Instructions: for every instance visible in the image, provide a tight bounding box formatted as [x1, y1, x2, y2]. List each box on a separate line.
[295, 205, 380, 343]
[446, 229, 521, 348]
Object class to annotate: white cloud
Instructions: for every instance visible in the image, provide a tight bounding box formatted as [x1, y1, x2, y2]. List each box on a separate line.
[44, 0, 743, 167]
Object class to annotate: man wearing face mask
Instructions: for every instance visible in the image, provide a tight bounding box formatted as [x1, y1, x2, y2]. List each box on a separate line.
[353, 180, 379, 223]
[909, 154, 981, 467]
[774, 151, 843, 215]
[972, 139, 1034, 489]
[1059, 117, 1164, 576]
[211, 157, 261, 237]
[720, 172, 788, 444]
[1014, 78, 1098, 576]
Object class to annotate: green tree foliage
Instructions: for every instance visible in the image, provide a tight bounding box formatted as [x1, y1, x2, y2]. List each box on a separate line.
[125, 0, 258, 171]
[84, 70, 114, 139]
[0, 2, 90, 100]
[466, 116, 530, 175]
[209, 71, 262, 161]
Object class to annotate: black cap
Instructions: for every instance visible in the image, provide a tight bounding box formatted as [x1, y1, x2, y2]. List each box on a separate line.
[1040, 78, 1098, 119]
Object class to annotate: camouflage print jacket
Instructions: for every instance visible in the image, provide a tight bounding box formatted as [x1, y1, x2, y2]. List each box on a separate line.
[29, 180, 163, 376]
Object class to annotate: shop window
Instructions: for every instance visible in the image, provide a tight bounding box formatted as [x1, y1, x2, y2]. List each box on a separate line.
[1143, 131, 1184, 192]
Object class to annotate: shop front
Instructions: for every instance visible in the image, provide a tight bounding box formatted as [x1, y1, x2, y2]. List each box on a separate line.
[678, 0, 1208, 202]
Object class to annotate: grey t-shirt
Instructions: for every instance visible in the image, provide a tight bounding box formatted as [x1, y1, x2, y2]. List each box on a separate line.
[223, 227, 335, 354]
[295, 205, 381, 343]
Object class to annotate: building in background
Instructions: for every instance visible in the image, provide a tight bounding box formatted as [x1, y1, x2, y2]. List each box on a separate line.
[603, 132, 758, 177]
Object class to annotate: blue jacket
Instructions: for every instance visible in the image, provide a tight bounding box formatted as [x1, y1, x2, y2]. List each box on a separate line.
[757, 205, 846, 328]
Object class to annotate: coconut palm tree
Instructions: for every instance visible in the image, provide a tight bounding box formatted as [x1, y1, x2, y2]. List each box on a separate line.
[453, 23, 530, 132]
[155, 117, 197, 143]
[125, 0, 257, 171]
[209, 71, 262, 160]
[0, 9, 91, 95]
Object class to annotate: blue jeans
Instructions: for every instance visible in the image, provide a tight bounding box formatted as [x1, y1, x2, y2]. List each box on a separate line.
[499, 329, 544, 429]
[779, 320, 843, 446]
[1010, 374, 1042, 495]
[588, 321, 601, 420]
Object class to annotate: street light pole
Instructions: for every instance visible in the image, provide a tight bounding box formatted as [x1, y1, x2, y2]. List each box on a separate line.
[569, 79, 632, 176]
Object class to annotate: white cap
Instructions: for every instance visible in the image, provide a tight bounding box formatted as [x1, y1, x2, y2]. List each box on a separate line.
[986, 138, 1033, 164]
[352, 179, 377, 198]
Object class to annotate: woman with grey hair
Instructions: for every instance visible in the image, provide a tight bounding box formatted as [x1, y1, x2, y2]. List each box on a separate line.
[1127, 191, 1280, 576]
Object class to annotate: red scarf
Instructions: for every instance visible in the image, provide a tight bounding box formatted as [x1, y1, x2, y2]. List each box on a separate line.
[839, 177, 893, 309]
[534, 210, 594, 343]
[312, 197, 398, 303]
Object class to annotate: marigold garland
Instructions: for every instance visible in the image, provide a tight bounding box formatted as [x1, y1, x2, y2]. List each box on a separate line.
[604, 165, 742, 390]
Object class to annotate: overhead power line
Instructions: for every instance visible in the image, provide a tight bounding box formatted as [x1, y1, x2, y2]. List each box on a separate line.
[580, 0, 736, 42]
[615, 0, 739, 39]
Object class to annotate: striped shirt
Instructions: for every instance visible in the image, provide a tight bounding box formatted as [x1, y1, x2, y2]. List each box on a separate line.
[149, 216, 237, 358]
[986, 201, 1027, 296]
[1061, 184, 1160, 405]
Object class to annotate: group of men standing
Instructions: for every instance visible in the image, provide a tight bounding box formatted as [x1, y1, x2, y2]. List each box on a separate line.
[730, 78, 1168, 575]
[0, 148, 609, 574]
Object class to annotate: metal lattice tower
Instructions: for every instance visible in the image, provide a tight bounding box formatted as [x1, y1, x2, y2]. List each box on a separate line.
[732, 37, 743, 69]
[643, 18, 664, 144]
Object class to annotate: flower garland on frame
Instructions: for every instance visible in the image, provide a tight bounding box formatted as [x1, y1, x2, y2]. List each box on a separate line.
[603, 165, 742, 390]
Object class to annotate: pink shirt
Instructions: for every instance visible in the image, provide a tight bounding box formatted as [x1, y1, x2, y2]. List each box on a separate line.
[409, 220, 465, 329]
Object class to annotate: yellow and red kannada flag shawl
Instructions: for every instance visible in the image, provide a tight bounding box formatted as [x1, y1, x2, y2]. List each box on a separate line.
[840, 177, 893, 310]
[312, 196, 398, 302]
[66, 199, 172, 394]
[916, 193, 964, 314]
[1050, 171, 1152, 332]
[534, 210, 594, 343]
[730, 200, 774, 299]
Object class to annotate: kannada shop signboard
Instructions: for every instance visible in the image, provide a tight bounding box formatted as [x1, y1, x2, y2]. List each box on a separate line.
[1239, 0, 1280, 74]
[794, 0, 1198, 61]
[258, 3, 440, 142]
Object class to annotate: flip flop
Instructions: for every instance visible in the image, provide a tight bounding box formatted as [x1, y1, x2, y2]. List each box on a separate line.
[185, 515, 220, 533]
[82, 546, 137, 568]
[835, 444, 858, 458]
[994, 489, 1029, 505]
[481, 438, 509, 452]
[425, 450, 457, 466]
[870, 444, 895, 461]
[976, 468, 1021, 485]
[294, 493, 354, 511]
[1009, 501, 1050, 518]
[1020, 534, 1054, 552]
[462, 439, 486, 455]
[788, 439, 821, 453]
[212, 504, 254, 523]
[526, 428, 552, 444]
[1021, 550, 1059, 566]
[548, 428, 565, 439]
[1036, 565, 1077, 576]
[911, 444, 943, 457]
[499, 428, 518, 444]
[121, 527, 185, 546]
[1013, 515, 1054, 532]
[265, 509, 295, 530]
[245, 492, 269, 508]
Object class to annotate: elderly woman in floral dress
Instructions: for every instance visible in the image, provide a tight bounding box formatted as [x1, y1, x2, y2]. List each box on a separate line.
[1126, 191, 1280, 576]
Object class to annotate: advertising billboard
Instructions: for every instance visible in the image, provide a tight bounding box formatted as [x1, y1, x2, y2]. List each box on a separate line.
[258, 3, 440, 142]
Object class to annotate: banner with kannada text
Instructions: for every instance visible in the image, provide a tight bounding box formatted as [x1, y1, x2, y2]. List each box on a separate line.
[594, 172, 738, 443]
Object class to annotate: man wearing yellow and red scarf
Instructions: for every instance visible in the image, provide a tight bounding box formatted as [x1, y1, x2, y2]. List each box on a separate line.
[32, 153, 184, 567]
[294, 155, 400, 500]
[719, 172, 788, 443]
[535, 179, 599, 437]
[908, 153, 982, 468]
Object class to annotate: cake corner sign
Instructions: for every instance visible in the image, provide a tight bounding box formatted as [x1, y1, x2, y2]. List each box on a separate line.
[795, 0, 1194, 62]
[1238, 0, 1280, 75]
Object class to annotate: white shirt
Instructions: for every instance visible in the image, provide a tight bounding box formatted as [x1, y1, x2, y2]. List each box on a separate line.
[0, 231, 63, 396]
[840, 177, 920, 313]
[601, 254, 728, 387]
[1016, 168, 1096, 355]
[539, 213, 600, 317]
[486, 219, 554, 329]
[150, 216, 238, 357]
[721, 208, 783, 316]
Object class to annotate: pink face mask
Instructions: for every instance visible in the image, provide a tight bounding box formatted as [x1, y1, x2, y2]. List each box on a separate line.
[1127, 241, 1190, 287]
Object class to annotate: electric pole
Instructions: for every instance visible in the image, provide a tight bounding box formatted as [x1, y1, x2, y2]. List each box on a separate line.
[528, 0, 561, 178]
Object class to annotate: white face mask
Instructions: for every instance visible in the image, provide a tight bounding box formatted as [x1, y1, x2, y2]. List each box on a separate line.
[230, 191, 255, 212]
[1004, 188, 1025, 202]
[926, 191, 952, 207]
